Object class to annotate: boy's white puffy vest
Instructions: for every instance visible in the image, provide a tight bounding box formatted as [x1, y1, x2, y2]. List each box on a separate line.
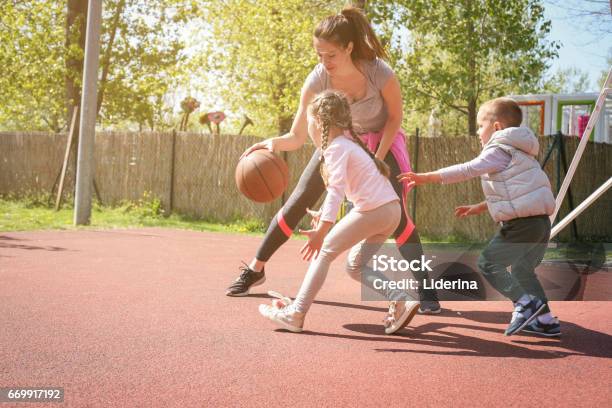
[481, 127, 556, 222]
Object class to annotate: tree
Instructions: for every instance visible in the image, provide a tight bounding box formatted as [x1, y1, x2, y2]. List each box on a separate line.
[65, 0, 87, 131]
[0, 0, 197, 132]
[541, 67, 593, 93]
[598, 47, 612, 88]
[196, 0, 343, 135]
[0, 1, 66, 131]
[371, 0, 560, 135]
[352, 0, 367, 10]
[95, 0, 197, 130]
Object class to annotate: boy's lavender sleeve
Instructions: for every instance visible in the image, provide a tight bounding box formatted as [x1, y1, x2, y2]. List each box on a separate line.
[319, 144, 350, 223]
[437, 147, 511, 184]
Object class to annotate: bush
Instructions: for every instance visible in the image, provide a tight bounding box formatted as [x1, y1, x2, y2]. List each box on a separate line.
[233, 218, 265, 233]
[119, 191, 165, 219]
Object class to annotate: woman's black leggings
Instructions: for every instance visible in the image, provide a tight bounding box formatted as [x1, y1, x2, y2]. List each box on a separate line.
[255, 149, 438, 302]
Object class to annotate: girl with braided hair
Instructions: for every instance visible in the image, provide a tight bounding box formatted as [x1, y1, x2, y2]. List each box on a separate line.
[259, 90, 419, 334]
[226, 5, 440, 315]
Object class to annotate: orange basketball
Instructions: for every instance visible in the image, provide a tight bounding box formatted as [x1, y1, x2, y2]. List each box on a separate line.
[235, 150, 289, 203]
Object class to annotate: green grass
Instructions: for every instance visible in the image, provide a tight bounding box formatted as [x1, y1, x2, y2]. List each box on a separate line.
[1, 194, 609, 263]
[0, 194, 267, 235]
[0, 194, 480, 242]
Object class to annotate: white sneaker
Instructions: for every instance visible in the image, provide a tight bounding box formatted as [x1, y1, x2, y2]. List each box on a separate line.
[267, 290, 293, 309]
[383, 300, 419, 335]
[259, 304, 304, 333]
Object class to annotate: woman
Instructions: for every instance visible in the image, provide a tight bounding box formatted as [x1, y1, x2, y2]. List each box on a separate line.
[226, 5, 440, 314]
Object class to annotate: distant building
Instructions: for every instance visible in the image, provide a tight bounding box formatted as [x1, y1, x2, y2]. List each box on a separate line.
[509, 93, 611, 144]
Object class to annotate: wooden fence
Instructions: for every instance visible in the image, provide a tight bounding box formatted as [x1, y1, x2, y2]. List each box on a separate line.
[1, 131, 610, 241]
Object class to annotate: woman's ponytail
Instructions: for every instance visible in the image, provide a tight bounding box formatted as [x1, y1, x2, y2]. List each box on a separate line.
[314, 5, 387, 61]
[340, 6, 387, 61]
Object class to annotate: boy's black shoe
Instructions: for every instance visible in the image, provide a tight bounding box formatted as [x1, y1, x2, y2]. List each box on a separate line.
[418, 300, 441, 314]
[418, 290, 441, 314]
[225, 263, 266, 296]
[505, 297, 546, 336]
[523, 317, 561, 337]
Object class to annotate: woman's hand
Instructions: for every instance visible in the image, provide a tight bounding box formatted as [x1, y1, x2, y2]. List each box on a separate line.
[240, 138, 276, 159]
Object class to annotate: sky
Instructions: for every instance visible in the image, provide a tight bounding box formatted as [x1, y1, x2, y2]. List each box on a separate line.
[544, 0, 611, 91]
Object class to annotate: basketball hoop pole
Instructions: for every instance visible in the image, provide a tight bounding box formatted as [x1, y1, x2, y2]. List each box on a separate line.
[74, 0, 102, 225]
[550, 68, 611, 225]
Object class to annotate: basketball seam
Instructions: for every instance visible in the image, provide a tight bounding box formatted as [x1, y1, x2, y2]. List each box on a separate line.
[251, 159, 275, 201]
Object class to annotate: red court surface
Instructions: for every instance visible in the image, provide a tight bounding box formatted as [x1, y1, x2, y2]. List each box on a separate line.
[1, 228, 610, 407]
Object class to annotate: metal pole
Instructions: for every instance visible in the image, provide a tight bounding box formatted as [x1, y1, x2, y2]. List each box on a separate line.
[557, 133, 579, 240]
[555, 133, 561, 194]
[411, 128, 420, 222]
[550, 177, 612, 240]
[550, 68, 611, 224]
[540, 133, 558, 169]
[74, 0, 102, 225]
[169, 129, 177, 213]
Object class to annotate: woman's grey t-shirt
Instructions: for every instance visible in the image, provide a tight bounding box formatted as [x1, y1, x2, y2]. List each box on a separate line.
[304, 58, 394, 134]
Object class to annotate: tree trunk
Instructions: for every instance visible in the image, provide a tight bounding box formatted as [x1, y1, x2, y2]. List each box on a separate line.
[65, 0, 88, 193]
[97, 0, 126, 116]
[467, 97, 477, 136]
[65, 0, 88, 129]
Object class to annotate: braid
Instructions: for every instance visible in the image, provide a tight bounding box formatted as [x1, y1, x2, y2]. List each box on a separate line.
[347, 122, 390, 178]
[319, 119, 331, 185]
[310, 89, 390, 185]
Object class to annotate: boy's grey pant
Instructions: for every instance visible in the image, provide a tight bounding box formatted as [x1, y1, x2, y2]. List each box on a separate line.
[477, 215, 551, 312]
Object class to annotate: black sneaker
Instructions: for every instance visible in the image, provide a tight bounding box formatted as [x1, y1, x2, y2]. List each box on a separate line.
[225, 263, 266, 297]
[418, 300, 441, 314]
[523, 317, 561, 337]
[505, 297, 546, 336]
